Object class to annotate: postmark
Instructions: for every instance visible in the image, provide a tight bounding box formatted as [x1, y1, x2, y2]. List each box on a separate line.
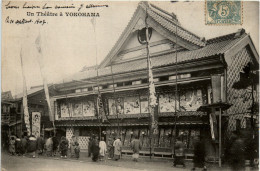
[206, 0, 242, 25]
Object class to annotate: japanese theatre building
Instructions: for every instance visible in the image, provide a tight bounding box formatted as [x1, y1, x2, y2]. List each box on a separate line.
[52, 2, 259, 159]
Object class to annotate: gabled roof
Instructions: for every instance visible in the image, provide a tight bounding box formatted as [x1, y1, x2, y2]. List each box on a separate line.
[99, 2, 205, 68]
[62, 31, 248, 84]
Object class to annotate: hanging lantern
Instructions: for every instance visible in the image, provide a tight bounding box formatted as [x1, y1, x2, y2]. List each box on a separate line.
[137, 27, 152, 45]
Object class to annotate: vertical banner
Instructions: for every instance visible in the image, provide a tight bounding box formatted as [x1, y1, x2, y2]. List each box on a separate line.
[211, 74, 222, 103]
[35, 34, 54, 122]
[209, 110, 218, 140]
[20, 48, 31, 135]
[96, 92, 106, 122]
[32, 112, 41, 138]
[144, 9, 158, 134]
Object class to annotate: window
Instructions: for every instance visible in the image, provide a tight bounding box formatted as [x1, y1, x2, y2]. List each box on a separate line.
[17, 103, 21, 113]
[159, 76, 168, 81]
[117, 82, 123, 87]
[124, 81, 132, 86]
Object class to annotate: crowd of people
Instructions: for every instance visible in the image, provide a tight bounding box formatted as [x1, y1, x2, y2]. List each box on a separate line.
[6, 131, 258, 171]
[87, 135, 122, 162]
[6, 133, 80, 159]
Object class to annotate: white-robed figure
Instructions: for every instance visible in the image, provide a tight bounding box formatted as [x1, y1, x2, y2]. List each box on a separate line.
[99, 137, 107, 161]
[113, 137, 122, 161]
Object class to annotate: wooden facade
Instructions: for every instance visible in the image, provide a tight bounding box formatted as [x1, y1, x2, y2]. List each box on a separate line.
[52, 2, 259, 160]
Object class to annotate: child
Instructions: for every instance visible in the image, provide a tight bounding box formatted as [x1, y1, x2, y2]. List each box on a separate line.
[74, 142, 80, 160]
[9, 136, 16, 155]
[59, 136, 68, 158]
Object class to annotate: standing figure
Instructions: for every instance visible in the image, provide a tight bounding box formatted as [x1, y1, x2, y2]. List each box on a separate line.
[131, 135, 142, 162]
[88, 137, 93, 157]
[107, 137, 114, 159]
[99, 137, 107, 161]
[27, 135, 37, 158]
[45, 136, 53, 157]
[74, 142, 80, 160]
[192, 136, 207, 171]
[70, 135, 77, 158]
[15, 136, 22, 156]
[113, 137, 122, 161]
[21, 135, 28, 156]
[91, 136, 100, 162]
[9, 135, 16, 155]
[52, 136, 59, 156]
[37, 134, 45, 155]
[173, 136, 185, 167]
[59, 136, 69, 158]
[229, 132, 245, 171]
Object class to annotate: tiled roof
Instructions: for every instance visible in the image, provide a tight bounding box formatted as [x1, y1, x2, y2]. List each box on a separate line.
[62, 32, 248, 83]
[142, 2, 205, 47]
[14, 86, 44, 100]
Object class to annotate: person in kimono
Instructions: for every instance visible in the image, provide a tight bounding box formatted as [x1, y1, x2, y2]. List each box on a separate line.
[229, 133, 245, 171]
[113, 137, 122, 161]
[91, 136, 100, 162]
[131, 135, 142, 162]
[52, 136, 59, 156]
[45, 136, 53, 157]
[70, 135, 77, 158]
[88, 137, 93, 157]
[27, 135, 37, 158]
[21, 135, 28, 156]
[99, 137, 107, 161]
[107, 137, 114, 159]
[15, 136, 22, 156]
[9, 135, 16, 155]
[192, 135, 207, 171]
[173, 136, 185, 167]
[74, 142, 80, 160]
[59, 136, 69, 158]
[37, 134, 45, 155]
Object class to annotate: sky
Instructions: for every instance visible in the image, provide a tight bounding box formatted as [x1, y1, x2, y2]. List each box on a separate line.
[2, 1, 259, 96]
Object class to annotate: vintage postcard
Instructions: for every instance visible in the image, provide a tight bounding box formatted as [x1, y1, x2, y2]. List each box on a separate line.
[1, 1, 259, 171]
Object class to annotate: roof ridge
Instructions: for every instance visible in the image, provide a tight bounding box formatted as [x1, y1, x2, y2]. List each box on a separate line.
[149, 3, 180, 25]
[206, 29, 247, 45]
[140, 2, 204, 46]
[147, 2, 204, 43]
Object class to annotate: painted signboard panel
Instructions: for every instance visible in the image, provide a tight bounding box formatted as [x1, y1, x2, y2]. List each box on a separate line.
[32, 112, 41, 138]
[124, 96, 140, 114]
[82, 101, 95, 117]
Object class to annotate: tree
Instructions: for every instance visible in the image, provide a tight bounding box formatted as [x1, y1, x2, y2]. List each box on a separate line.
[232, 62, 259, 131]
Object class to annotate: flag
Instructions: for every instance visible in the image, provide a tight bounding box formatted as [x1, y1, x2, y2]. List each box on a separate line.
[20, 48, 31, 135]
[35, 34, 55, 127]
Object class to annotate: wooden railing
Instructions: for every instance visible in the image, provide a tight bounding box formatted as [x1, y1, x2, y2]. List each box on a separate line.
[121, 146, 194, 159]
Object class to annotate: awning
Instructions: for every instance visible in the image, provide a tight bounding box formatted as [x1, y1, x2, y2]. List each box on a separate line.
[55, 121, 207, 127]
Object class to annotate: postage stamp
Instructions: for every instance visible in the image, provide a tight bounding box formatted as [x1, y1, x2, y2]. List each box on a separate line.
[205, 0, 242, 25]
